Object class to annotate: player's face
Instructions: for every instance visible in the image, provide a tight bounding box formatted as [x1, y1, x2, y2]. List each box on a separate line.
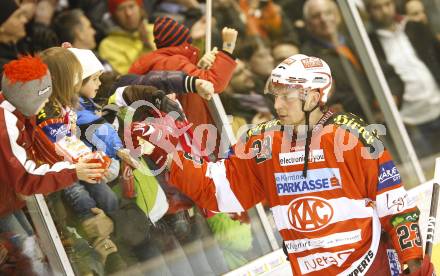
[273, 89, 306, 125]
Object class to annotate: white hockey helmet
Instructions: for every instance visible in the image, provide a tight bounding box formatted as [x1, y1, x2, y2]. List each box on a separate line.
[265, 54, 332, 105]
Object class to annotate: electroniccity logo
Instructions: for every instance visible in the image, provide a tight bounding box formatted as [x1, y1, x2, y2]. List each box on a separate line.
[279, 150, 325, 166]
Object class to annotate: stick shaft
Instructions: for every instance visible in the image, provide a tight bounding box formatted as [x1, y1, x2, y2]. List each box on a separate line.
[425, 182, 440, 256]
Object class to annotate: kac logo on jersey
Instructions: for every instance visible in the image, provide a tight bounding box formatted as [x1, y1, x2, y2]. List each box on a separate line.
[287, 196, 333, 232]
[378, 161, 401, 191]
[275, 168, 342, 196]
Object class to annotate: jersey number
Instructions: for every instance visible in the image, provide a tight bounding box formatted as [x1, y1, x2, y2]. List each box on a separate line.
[252, 136, 272, 163]
[396, 223, 422, 250]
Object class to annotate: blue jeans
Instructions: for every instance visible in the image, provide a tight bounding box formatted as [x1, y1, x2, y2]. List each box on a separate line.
[0, 210, 34, 247]
[62, 181, 118, 220]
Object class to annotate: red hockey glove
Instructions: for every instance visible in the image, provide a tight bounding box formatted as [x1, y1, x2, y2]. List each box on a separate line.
[407, 255, 435, 276]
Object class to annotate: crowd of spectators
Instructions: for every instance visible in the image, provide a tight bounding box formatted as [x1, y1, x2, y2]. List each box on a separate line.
[0, 0, 439, 275]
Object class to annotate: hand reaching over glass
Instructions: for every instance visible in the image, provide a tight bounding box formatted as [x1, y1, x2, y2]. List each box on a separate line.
[195, 79, 215, 100]
[197, 47, 218, 69]
[222, 27, 238, 54]
[116, 149, 140, 169]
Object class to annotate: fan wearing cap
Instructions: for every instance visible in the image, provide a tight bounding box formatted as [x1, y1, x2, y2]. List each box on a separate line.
[0, 56, 106, 221]
[168, 54, 433, 275]
[98, 0, 155, 74]
[68, 48, 139, 169]
[54, 48, 147, 222]
[129, 16, 238, 130]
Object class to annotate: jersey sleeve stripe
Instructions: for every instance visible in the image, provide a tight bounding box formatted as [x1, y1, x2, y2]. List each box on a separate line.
[206, 160, 245, 212]
[0, 100, 16, 113]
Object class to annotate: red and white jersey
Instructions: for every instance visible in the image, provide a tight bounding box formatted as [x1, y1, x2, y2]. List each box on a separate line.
[169, 112, 423, 275]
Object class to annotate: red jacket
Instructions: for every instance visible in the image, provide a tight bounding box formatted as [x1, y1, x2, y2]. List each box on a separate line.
[0, 94, 78, 218]
[129, 42, 237, 127]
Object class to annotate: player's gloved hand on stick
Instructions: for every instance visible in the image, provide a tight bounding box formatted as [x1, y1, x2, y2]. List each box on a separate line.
[407, 255, 435, 276]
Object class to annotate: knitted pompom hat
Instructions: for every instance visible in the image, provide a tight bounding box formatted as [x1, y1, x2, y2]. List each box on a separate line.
[2, 56, 52, 116]
[153, 16, 192, 49]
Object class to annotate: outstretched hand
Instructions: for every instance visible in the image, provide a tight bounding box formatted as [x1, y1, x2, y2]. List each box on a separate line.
[222, 27, 238, 54]
[117, 149, 140, 169]
[197, 47, 218, 69]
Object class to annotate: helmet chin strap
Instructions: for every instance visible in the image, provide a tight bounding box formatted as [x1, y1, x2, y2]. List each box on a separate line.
[301, 100, 319, 178]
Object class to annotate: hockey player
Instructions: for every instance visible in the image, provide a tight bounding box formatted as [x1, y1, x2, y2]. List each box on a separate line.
[168, 54, 435, 275]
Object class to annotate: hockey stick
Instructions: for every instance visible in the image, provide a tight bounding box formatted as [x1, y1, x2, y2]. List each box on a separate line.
[425, 158, 440, 256]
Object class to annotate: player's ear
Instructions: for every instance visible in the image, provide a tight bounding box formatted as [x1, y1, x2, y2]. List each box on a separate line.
[304, 89, 320, 111]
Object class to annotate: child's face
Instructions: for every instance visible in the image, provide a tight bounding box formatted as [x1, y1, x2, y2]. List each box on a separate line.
[81, 72, 102, 98]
